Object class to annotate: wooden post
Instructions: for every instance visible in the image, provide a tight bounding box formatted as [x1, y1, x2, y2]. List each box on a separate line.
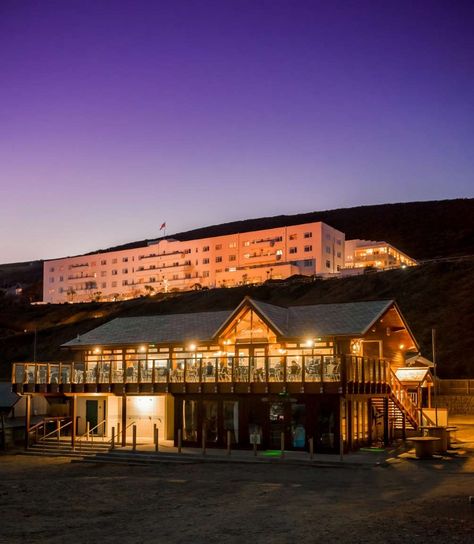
[117, 422, 121, 444]
[132, 424, 137, 451]
[383, 397, 389, 446]
[24, 395, 31, 450]
[177, 428, 182, 453]
[280, 431, 285, 458]
[71, 395, 77, 450]
[86, 421, 90, 442]
[202, 425, 206, 455]
[121, 395, 127, 447]
[227, 430, 231, 456]
[402, 413, 406, 442]
[309, 437, 314, 460]
[111, 427, 115, 449]
[57, 419, 61, 442]
[154, 424, 159, 452]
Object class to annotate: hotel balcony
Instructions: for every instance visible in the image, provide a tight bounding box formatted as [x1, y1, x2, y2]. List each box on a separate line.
[12, 355, 391, 396]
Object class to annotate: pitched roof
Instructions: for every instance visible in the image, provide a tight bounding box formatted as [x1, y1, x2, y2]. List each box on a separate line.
[62, 310, 233, 347]
[62, 298, 397, 348]
[286, 300, 394, 337]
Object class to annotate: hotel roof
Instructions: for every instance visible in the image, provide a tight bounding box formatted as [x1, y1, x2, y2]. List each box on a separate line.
[62, 298, 396, 348]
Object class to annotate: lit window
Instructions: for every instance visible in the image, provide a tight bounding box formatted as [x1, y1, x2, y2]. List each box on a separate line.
[229, 242, 237, 248]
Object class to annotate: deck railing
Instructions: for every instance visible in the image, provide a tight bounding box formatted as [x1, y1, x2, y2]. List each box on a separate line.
[12, 355, 393, 388]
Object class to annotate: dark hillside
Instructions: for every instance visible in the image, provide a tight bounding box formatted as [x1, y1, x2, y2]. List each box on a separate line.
[1, 260, 473, 379]
[102, 198, 474, 260]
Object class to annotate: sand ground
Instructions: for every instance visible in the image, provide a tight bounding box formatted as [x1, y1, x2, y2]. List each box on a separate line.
[1, 415, 474, 544]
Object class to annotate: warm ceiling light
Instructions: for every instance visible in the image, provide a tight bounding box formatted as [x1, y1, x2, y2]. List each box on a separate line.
[188, 343, 196, 351]
[139, 345, 147, 352]
[304, 339, 314, 348]
[399, 344, 405, 350]
[93, 347, 101, 354]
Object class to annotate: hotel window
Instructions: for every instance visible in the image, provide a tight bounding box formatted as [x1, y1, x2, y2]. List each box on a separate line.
[275, 236, 283, 242]
[336, 251, 342, 258]
[229, 255, 236, 261]
[243, 241, 250, 247]
[326, 260, 331, 268]
[289, 234, 297, 240]
[49, 277, 54, 283]
[289, 247, 297, 254]
[326, 233, 331, 240]
[122, 280, 128, 286]
[50, 267, 55, 272]
[215, 244, 222, 250]
[203, 258, 210, 265]
[149, 277, 156, 283]
[229, 242, 237, 248]
[203, 246, 210, 252]
[59, 276, 64, 282]
[304, 245, 312, 252]
[101, 282, 107, 289]
[184, 249, 191, 254]
[304, 232, 312, 238]
[122, 268, 128, 274]
[111, 270, 118, 275]
[100, 271, 107, 277]
[112, 281, 117, 288]
[216, 256, 222, 263]
[122, 257, 128, 262]
[185, 273, 191, 279]
[304, 259, 313, 266]
[326, 246, 331, 253]
[216, 269, 222, 273]
[173, 274, 179, 280]
[101, 259, 107, 265]
[336, 239, 342, 246]
[202, 271, 210, 278]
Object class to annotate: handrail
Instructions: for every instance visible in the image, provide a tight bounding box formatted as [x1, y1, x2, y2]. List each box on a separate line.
[387, 368, 419, 426]
[38, 420, 72, 442]
[76, 419, 107, 450]
[108, 420, 136, 447]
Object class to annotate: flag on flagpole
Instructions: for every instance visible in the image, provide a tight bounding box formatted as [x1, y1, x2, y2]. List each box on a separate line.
[160, 222, 166, 231]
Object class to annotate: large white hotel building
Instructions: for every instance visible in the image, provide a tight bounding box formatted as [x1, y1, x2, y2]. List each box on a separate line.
[43, 222, 345, 303]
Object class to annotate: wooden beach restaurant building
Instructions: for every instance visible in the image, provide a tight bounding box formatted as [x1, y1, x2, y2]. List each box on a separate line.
[12, 297, 431, 453]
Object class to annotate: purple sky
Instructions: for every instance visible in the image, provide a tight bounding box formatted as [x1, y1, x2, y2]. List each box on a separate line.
[1, 0, 473, 263]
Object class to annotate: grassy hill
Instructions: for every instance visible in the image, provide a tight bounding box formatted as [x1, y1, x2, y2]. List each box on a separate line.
[1, 259, 473, 380]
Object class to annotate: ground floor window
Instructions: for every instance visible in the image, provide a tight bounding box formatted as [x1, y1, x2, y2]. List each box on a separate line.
[223, 401, 239, 443]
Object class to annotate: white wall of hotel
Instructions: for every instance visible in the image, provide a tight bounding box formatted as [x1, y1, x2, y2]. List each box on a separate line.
[43, 221, 346, 303]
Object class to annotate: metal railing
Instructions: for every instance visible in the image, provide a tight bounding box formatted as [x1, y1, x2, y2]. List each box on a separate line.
[75, 419, 106, 451]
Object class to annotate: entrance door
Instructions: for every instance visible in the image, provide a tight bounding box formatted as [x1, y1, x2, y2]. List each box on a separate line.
[268, 401, 307, 450]
[86, 400, 98, 434]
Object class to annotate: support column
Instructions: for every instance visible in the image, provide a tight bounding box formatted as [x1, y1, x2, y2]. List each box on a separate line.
[383, 397, 389, 446]
[347, 400, 353, 450]
[121, 394, 127, 447]
[368, 399, 373, 444]
[24, 395, 31, 450]
[71, 395, 77, 449]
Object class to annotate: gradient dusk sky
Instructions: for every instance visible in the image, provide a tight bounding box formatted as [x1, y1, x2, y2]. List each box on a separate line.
[1, 0, 473, 263]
